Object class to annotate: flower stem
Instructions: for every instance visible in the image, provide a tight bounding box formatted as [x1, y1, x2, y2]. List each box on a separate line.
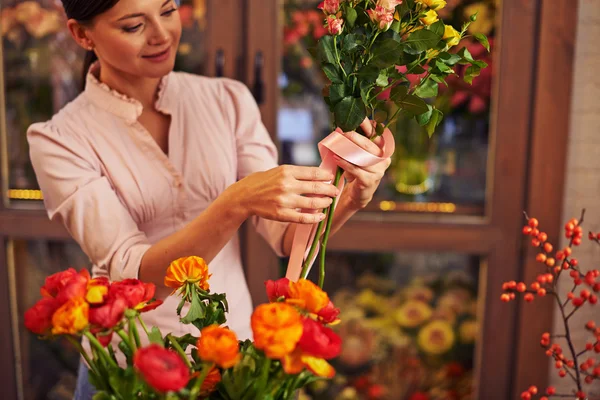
[116, 328, 133, 353]
[189, 363, 214, 400]
[84, 331, 118, 369]
[167, 334, 192, 368]
[137, 314, 150, 338]
[258, 358, 272, 396]
[300, 219, 327, 280]
[128, 316, 142, 349]
[66, 336, 97, 376]
[318, 167, 344, 288]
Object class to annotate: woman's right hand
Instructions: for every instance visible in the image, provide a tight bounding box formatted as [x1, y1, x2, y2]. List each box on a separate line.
[232, 165, 340, 224]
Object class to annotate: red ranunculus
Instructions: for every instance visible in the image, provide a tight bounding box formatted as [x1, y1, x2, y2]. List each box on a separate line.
[265, 278, 291, 302]
[109, 279, 155, 309]
[89, 296, 128, 329]
[24, 297, 60, 335]
[134, 344, 190, 393]
[40, 268, 79, 298]
[297, 317, 342, 359]
[317, 300, 340, 324]
[55, 270, 90, 305]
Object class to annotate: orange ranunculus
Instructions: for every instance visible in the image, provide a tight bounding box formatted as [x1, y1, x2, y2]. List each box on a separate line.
[287, 279, 330, 315]
[51, 297, 89, 335]
[164, 256, 211, 291]
[24, 297, 60, 335]
[282, 348, 336, 378]
[86, 277, 110, 304]
[251, 303, 303, 359]
[197, 325, 241, 369]
[199, 366, 221, 396]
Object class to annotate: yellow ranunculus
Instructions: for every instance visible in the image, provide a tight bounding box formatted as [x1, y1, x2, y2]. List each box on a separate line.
[394, 300, 433, 328]
[52, 297, 89, 335]
[417, 0, 447, 10]
[420, 10, 439, 26]
[442, 24, 461, 47]
[164, 256, 211, 291]
[417, 320, 455, 355]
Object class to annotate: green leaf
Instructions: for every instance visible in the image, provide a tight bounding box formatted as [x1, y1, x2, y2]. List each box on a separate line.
[357, 65, 381, 83]
[389, 84, 409, 103]
[322, 63, 344, 84]
[464, 65, 482, 84]
[405, 29, 441, 53]
[435, 60, 453, 73]
[342, 33, 361, 53]
[148, 327, 164, 346]
[372, 38, 404, 68]
[416, 104, 433, 126]
[425, 108, 442, 137]
[458, 47, 475, 64]
[391, 20, 401, 33]
[92, 393, 112, 400]
[330, 83, 350, 106]
[430, 20, 445, 37]
[376, 71, 389, 87]
[438, 52, 462, 66]
[374, 109, 388, 124]
[397, 94, 429, 115]
[472, 60, 488, 69]
[414, 78, 438, 98]
[474, 33, 490, 52]
[181, 290, 205, 324]
[346, 6, 358, 29]
[334, 97, 367, 132]
[317, 35, 337, 65]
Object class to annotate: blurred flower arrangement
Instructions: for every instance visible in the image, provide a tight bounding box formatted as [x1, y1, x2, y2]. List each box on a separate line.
[301, 268, 478, 400]
[501, 211, 600, 400]
[1, 1, 62, 42]
[24, 256, 343, 399]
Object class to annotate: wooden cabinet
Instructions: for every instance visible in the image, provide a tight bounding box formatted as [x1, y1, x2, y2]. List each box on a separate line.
[0, 0, 577, 399]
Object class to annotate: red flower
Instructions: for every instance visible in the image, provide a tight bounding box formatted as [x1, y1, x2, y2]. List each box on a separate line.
[265, 278, 291, 302]
[317, 300, 340, 324]
[89, 296, 128, 329]
[40, 268, 78, 298]
[409, 393, 430, 400]
[110, 279, 155, 309]
[297, 317, 341, 359]
[134, 344, 190, 393]
[55, 270, 90, 305]
[24, 297, 60, 335]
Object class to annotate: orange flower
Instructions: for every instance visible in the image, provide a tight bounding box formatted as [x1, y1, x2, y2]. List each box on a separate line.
[199, 366, 221, 396]
[282, 348, 336, 378]
[51, 297, 89, 335]
[164, 256, 211, 291]
[287, 279, 330, 315]
[197, 325, 241, 368]
[251, 303, 303, 359]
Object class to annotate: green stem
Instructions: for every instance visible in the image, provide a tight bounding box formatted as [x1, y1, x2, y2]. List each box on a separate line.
[137, 314, 150, 338]
[189, 363, 214, 400]
[67, 336, 97, 375]
[300, 218, 327, 280]
[167, 334, 192, 369]
[128, 316, 141, 349]
[258, 358, 272, 396]
[84, 331, 118, 369]
[128, 322, 138, 353]
[318, 167, 344, 288]
[333, 36, 347, 77]
[116, 328, 133, 353]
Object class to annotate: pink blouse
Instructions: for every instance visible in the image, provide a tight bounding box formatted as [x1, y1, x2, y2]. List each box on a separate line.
[27, 65, 289, 341]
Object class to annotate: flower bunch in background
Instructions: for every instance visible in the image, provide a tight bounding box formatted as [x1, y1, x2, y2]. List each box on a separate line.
[501, 211, 600, 400]
[24, 256, 343, 399]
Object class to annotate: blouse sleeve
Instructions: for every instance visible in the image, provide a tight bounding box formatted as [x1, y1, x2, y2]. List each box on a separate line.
[221, 79, 289, 257]
[27, 121, 152, 281]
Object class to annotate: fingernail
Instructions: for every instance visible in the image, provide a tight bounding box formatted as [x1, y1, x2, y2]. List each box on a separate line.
[319, 213, 327, 220]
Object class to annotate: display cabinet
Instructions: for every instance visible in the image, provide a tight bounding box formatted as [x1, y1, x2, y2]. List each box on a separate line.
[0, 0, 577, 399]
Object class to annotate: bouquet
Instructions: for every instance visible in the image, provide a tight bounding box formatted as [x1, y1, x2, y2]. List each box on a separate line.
[501, 211, 600, 400]
[24, 256, 342, 399]
[289, 0, 489, 286]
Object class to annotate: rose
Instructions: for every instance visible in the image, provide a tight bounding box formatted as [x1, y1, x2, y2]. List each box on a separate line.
[265, 277, 291, 302]
[417, 0, 446, 9]
[377, 0, 403, 11]
[287, 279, 330, 315]
[443, 24, 461, 47]
[24, 297, 60, 335]
[251, 303, 303, 359]
[326, 15, 344, 36]
[420, 10, 439, 26]
[297, 317, 342, 359]
[134, 344, 190, 393]
[318, 0, 341, 14]
[164, 256, 211, 292]
[51, 297, 89, 335]
[367, 6, 395, 31]
[196, 325, 241, 368]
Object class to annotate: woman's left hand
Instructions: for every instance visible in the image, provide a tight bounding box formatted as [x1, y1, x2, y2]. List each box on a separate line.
[333, 124, 392, 210]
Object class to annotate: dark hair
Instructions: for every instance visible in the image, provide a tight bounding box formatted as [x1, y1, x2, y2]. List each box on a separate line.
[60, 0, 120, 87]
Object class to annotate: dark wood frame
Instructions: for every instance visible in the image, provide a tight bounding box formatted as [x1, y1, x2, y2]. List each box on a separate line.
[0, 0, 578, 398]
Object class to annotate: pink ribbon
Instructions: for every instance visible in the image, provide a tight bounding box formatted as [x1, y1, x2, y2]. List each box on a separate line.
[285, 118, 396, 282]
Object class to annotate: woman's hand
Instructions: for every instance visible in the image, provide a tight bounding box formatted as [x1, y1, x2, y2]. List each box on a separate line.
[333, 124, 392, 210]
[233, 165, 340, 224]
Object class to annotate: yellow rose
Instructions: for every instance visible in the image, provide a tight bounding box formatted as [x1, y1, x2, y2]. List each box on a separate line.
[420, 10, 439, 26]
[417, 0, 447, 10]
[443, 24, 461, 47]
[417, 320, 455, 355]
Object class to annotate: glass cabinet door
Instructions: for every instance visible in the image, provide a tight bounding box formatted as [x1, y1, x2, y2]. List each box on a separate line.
[278, 0, 498, 216]
[0, 0, 211, 207]
[302, 251, 483, 400]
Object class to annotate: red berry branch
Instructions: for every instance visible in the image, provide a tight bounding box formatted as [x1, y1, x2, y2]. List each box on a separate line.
[501, 210, 600, 400]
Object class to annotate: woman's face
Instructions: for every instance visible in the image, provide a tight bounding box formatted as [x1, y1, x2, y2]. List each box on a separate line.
[83, 0, 182, 79]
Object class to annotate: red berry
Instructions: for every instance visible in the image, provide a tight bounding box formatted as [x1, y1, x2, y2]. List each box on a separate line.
[538, 288, 547, 296]
[546, 386, 556, 395]
[573, 298, 585, 307]
[542, 332, 550, 340]
[517, 282, 527, 292]
[590, 295, 598, 304]
[554, 266, 562, 274]
[555, 360, 563, 368]
[531, 282, 541, 291]
[556, 251, 565, 260]
[501, 294, 511, 302]
[529, 218, 539, 228]
[571, 270, 580, 279]
[586, 321, 596, 330]
[574, 237, 582, 246]
[536, 254, 547, 263]
[524, 293, 535, 302]
[575, 278, 583, 286]
[508, 281, 517, 289]
[566, 222, 575, 231]
[545, 273, 554, 283]
[585, 375, 594, 384]
[544, 243, 553, 253]
[558, 369, 567, 377]
[589, 232, 595, 240]
[595, 344, 600, 353]
[510, 293, 516, 300]
[532, 239, 541, 247]
[594, 283, 600, 292]
[538, 232, 548, 242]
[523, 226, 533, 235]
[566, 360, 575, 368]
[564, 247, 572, 256]
[571, 258, 579, 267]
[546, 258, 555, 267]
[586, 343, 594, 351]
[521, 392, 531, 400]
[528, 386, 538, 395]
[576, 391, 586, 399]
[568, 292, 575, 300]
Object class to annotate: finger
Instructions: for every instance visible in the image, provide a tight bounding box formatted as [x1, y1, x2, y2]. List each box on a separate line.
[294, 195, 334, 211]
[295, 181, 340, 197]
[359, 118, 375, 138]
[334, 154, 384, 174]
[333, 156, 369, 183]
[342, 130, 383, 156]
[282, 165, 335, 181]
[277, 209, 327, 224]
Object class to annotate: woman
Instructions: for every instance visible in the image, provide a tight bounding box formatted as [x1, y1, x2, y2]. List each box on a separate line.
[27, 0, 391, 398]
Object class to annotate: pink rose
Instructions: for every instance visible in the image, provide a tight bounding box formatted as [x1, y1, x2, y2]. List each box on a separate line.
[318, 0, 341, 14]
[377, 0, 403, 11]
[367, 6, 394, 31]
[326, 15, 344, 35]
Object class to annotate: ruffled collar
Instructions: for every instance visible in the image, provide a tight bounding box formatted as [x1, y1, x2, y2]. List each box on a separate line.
[83, 62, 171, 124]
